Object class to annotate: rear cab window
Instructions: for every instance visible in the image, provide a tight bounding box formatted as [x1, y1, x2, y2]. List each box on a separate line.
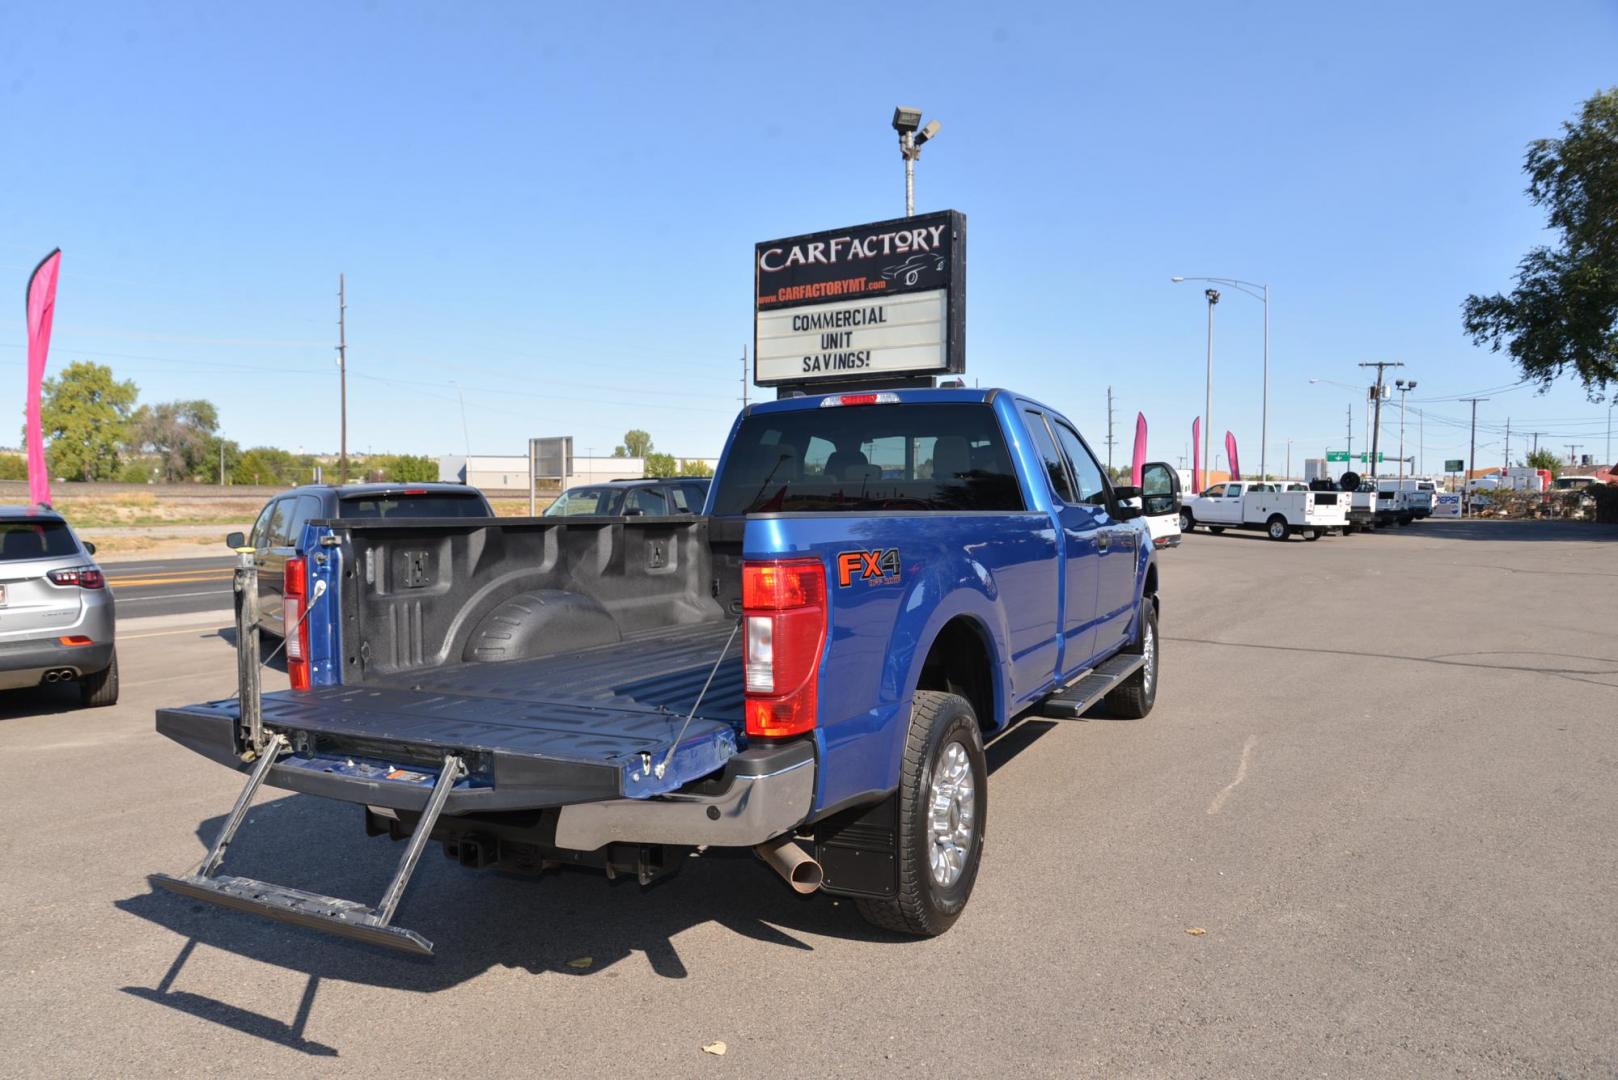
[0, 520, 80, 561]
[339, 493, 490, 519]
[712, 402, 1025, 514]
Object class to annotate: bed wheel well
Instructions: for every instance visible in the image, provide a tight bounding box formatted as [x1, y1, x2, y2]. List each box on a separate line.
[916, 617, 998, 732]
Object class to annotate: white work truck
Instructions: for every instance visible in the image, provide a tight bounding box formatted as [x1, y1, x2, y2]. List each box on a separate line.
[1374, 478, 1436, 525]
[1179, 480, 1348, 541]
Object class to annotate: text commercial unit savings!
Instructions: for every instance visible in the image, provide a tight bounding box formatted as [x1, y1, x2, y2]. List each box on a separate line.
[753, 211, 966, 388]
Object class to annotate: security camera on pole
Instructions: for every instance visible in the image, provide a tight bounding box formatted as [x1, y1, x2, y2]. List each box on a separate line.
[892, 106, 941, 218]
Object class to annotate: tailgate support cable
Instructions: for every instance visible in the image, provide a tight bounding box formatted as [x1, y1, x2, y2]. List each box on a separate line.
[654, 618, 741, 781]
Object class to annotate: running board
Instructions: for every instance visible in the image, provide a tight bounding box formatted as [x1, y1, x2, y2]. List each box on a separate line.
[1039, 652, 1145, 719]
[150, 734, 462, 957]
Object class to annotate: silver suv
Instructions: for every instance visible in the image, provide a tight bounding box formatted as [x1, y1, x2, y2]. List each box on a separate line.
[0, 507, 118, 706]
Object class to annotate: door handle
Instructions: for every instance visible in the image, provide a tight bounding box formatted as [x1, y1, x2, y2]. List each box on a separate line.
[1097, 532, 1110, 553]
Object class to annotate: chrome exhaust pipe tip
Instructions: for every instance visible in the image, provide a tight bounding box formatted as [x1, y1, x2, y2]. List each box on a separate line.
[42, 672, 56, 683]
[754, 836, 823, 895]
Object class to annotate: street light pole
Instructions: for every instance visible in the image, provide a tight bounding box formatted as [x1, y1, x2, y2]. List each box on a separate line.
[1203, 288, 1219, 491]
[892, 107, 940, 218]
[1395, 378, 1416, 485]
[1172, 276, 1268, 477]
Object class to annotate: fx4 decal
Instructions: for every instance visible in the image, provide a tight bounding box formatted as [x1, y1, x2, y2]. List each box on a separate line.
[837, 548, 901, 587]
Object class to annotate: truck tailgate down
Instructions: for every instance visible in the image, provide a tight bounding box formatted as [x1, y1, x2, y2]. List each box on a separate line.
[157, 622, 744, 808]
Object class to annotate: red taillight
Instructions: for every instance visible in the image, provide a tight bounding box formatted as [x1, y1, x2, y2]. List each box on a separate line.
[742, 558, 826, 739]
[284, 557, 310, 690]
[402, 488, 428, 495]
[47, 566, 104, 589]
[58, 635, 93, 646]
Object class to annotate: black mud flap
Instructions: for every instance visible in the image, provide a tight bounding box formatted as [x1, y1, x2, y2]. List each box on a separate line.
[149, 734, 460, 956]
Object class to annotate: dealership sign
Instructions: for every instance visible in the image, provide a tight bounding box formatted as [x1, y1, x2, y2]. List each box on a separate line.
[754, 210, 965, 387]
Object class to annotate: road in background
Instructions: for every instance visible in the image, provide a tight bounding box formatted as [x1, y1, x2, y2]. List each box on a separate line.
[1, 520, 1615, 1076]
[104, 557, 236, 620]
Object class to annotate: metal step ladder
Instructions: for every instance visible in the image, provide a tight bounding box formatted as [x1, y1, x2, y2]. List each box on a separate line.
[150, 736, 462, 956]
[1038, 651, 1145, 720]
[148, 553, 460, 956]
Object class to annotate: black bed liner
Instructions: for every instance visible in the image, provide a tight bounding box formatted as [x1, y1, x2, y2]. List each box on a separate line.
[157, 621, 745, 807]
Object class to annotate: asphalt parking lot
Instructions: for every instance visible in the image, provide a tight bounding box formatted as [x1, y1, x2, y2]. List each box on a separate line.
[1, 519, 1615, 1077]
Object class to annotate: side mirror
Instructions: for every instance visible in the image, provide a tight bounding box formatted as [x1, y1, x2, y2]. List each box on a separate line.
[1112, 485, 1143, 519]
[623, 508, 645, 517]
[83, 541, 97, 555]
[225, 531, 246, 549]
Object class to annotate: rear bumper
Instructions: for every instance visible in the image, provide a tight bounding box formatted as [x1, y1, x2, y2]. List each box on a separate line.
[0, 639, 114, 689]
[553, 740, 815, 849]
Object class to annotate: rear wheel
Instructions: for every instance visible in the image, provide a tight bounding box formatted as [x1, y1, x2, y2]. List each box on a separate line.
[1178, 508, 1194, 532]
[1208, 525, 1225, 535]
[79, 648, 119, 707]
[1266, 516, 1289, 541]
[856, 691, 986, 937]
[1104, 599, 1158, 720]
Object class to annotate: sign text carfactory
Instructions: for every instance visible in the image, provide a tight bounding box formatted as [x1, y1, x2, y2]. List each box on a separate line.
[754, 211, 965, 387]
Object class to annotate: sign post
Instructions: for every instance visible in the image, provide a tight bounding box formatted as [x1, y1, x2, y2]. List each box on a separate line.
[754, 211, 965, 394]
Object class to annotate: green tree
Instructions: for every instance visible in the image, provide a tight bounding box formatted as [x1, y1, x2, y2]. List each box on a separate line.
[118, 458, 158, 483]
[1463, 88, 1618, 397]
[233, 446, 300, 486]
[644, 451, 678, 477]
[388, 454, 438, 482]
[0, 454, 27, 481]
[33, 360, 138, 480]
[1525, 447, 1562, 479]
[678, 458, 714, 477]
[618, 429, 653, 458]
[131, 399, 219, 481]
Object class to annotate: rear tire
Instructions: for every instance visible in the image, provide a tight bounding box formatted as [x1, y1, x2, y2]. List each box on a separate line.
[1208, 526, 1225, 535]
[855, 691, 986, 937]
[1179, 508, 1194, 532]
[79, 648, 119, 708]
[1266, 516, 1289, 541]
[1104, 599, 1158, 720]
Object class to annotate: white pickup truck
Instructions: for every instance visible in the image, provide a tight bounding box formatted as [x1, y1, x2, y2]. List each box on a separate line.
[1179, 480, 1348, 541]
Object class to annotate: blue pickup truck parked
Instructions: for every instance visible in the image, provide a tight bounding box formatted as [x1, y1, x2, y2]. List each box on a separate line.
[151, 388, 1177, 953]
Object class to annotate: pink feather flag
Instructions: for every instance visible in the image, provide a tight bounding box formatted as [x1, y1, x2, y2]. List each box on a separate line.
[1130, 413, 1147, 488]
[1191, 418, 1201, 494]
[1225, 431, 1240, 482]
[25, 249, 62, 507]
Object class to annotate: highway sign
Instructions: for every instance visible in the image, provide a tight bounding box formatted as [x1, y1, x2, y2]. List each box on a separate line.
[1326, 450, 1349, 462]
[1444, 458, 1465, 472]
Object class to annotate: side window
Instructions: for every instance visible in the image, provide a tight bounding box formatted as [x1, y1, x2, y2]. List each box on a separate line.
[1020, 409, 1076, 504]
[283, 494, 321, 548]
[1203, 484, 1227, 498]
[1226, 484, 1244, 498]
[666, 486, 691, 512]
[1051, 420, 1109, 508]
[266, 499, 294, 547]
[630, 487, 667, 514]
[249, 501, 276, 549]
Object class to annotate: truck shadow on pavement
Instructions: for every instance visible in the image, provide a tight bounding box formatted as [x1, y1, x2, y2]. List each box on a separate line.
[116, 776, 962, 1054]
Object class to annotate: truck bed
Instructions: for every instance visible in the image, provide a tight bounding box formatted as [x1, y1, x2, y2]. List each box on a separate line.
[157, 620, 745, 809]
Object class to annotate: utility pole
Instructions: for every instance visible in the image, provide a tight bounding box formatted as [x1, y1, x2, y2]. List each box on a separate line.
[1566, 444, 1582, 466]
[1526, 431, 1545, 459]
[1503, 417, 1510, 471]
[1285, 439, 1292, 480]
[1460, 397, 1488, 516]
[1105, 386, 1116, 472]
[1346, 404, 1353, 467]
[1359, 361, 1403, 478]
[741, 345, 749, 408]
[1203, 289, 1220, 491]
[337, 274, 348, 485]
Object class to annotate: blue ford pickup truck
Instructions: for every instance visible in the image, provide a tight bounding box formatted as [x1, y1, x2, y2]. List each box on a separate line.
[151, 388, 1177, 954]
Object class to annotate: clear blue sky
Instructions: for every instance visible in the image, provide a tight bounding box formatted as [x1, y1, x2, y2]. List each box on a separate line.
[3, 1, 1616, 474]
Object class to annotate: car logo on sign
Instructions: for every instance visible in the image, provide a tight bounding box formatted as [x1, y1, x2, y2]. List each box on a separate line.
[837, 548, 901, 587]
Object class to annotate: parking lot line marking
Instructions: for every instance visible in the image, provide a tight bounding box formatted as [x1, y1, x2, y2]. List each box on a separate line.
[119, 590, 233, 603]
[122, 626, 228, 640]
[107, 572, 232, 586]
[1208, 735, 1256, 815]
